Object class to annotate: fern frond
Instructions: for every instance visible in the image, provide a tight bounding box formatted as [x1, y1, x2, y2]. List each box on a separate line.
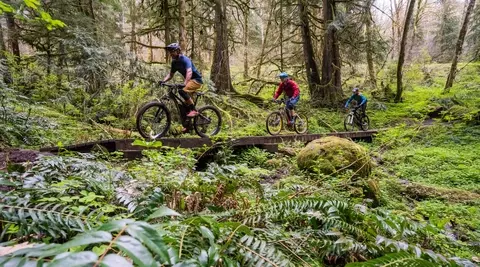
[0, 203, 97, 240]
[346, 252, 438, 267]
[237, 235, 293, 267]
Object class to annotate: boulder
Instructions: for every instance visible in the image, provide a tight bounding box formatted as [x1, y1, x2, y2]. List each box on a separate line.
[297, 136, 372, 178]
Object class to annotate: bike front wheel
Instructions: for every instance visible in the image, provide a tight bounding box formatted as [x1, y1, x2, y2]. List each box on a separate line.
[193, 105, 222, 138]
[266, 111, 283, 135]
[136, 102, 171, 139]
[344, 113, 355, 132]
[294, 113, 308, 134]
[360, 115, 370, 131]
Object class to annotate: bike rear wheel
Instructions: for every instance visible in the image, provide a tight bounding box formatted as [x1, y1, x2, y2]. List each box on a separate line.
[344, 113, 355, 132]
[360, 115, 370, 131]
[136, 102, 171, 139]
[294, 113, 308, 134]
[193, 105, 222, 137]
[266, 111, 283, 135]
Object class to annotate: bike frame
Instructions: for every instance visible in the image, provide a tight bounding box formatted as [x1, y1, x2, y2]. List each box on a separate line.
[348, 108, 364, 126]
[275, 98, 293, 122]
[159, 84, 202, 128]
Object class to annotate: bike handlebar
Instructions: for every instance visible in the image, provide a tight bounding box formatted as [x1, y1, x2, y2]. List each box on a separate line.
[159, 83, 185, 89]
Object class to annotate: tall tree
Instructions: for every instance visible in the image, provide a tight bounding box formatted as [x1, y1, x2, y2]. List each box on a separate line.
[298, 0, 321, 103]
[211, 0, 234, 92]
[319, 0, 343, 107]
[467, 0, 480, 59]
[395, 0, 416, 103]
[0, 21, 12, 84]
[179, 0, 187, 51]
[408, 0, 426, 60]
[444, 0, 476, 92]
[433, 0, 459, 62]
[243, 6, 249, 78]
[365, 0, 377, 89]
[5, 13, 20, 62]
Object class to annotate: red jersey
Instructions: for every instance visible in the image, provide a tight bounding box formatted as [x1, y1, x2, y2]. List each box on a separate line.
[274, 79, 300, 99]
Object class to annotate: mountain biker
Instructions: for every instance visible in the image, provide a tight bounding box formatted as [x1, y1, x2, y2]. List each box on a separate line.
[272, 72, 300, 126]
[161, 43, 203, 118]
[345, 87, 367, 117]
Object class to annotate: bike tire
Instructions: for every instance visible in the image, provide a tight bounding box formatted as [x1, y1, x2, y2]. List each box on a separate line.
[266, 111, 283, 135]
[344, 113, 355, 132]
[360, 115, 370, 131]
[136, 102, 171, 139]
[193, 105, 222, 138]
[294, 113, 308, 134]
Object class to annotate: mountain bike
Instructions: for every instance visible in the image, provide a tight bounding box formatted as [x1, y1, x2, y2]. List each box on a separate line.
[344, 106, 370, 131]
[266, 98, 308, 135]
[136, 83, 222, 139]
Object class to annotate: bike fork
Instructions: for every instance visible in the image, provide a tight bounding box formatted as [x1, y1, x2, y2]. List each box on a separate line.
[154, 108, 164, 122]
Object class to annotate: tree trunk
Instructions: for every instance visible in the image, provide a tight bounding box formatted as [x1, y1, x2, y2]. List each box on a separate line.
[444, 0, 476, 92]
[395, 0, 416, 103]
[210, 0, 234, 93]
[256, 0, 274, 78]
[57, 41, 65, 92]
[279, 0, 284, 71]
[299, 0, 321, 101]
[179, 0, 187, 51]
[129, 0, 137, 53]
[318, 0, 343, 107]
[0, 21, 12, 84]
[5, 13, 20, 62]
[164, 0, 171, 63]
[148, 33, 153, 62]
[243, 7, 249, 78]
[365, 0, 377, 89]
[408, 0, 424, 60]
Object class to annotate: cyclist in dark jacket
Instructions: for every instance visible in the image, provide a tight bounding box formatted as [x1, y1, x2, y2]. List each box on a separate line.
[345, 88, 367, 116]
[272, 72, 300, 125]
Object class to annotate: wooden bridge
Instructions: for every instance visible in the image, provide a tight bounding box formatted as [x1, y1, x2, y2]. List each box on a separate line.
[40, 130, 378, 159]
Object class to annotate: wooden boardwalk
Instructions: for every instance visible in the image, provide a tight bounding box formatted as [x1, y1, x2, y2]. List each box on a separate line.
[40, 130, 378, 159]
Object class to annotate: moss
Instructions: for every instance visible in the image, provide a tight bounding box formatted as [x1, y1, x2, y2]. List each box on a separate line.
[403, 181, 480, 204]
[296, 136, 373, 178]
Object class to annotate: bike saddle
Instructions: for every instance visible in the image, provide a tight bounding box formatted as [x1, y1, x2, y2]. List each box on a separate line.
[194, 91, 205, 96]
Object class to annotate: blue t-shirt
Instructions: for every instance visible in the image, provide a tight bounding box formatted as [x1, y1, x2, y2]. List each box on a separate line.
[170, 55, 203, 84]
[345, 94, 367, 108]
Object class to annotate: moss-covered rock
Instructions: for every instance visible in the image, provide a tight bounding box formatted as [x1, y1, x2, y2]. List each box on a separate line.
[297, 136, 372, 178]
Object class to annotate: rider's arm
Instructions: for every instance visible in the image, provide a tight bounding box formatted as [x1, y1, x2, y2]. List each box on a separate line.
[359, 95, 367, 106]
[184, 68, 193, 85]
[162, 72, 173, 83]
[291, 81, 300, 98]
[273, 84, 283, 100]
[163, 62, 175, 82]
[183, 57, 193, 85]
[345, 95, 354, 108]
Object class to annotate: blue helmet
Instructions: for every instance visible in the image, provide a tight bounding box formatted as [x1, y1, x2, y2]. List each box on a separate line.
[278, 72, 289, 78]
[166, 42, 181, 51]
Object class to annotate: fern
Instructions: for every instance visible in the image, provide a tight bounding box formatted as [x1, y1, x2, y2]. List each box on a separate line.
[237, 235, 294, 267]
[346, 252, 439, 267]
[0, 202, 100, 240]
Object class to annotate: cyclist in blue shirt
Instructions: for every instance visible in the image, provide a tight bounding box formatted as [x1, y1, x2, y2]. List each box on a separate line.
[161, 43, 203, 118]
[345, 88, 367, 116]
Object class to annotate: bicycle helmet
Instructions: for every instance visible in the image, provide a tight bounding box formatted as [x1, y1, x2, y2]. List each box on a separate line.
[166, 42, 181, 51]
[278, 72, 289, 78]
[352, 87, 360, 93]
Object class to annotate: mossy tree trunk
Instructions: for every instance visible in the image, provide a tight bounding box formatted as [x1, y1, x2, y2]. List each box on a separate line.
[395, 0, 416, 103]
[444, 0, 476, 93]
